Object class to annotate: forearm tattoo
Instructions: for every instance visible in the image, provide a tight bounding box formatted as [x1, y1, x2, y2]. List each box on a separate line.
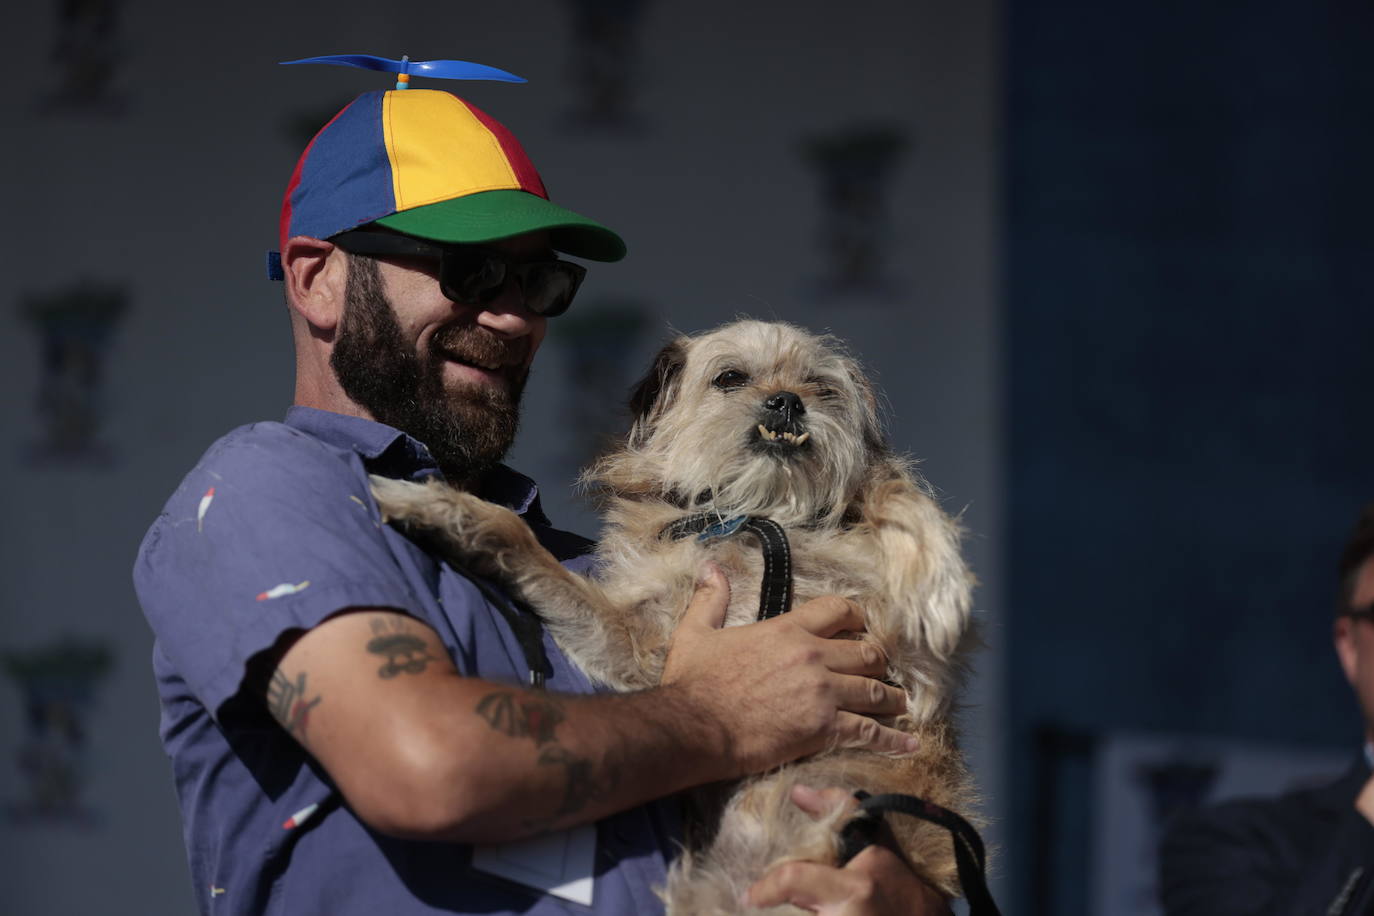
[474, 690, 621, 831]
[475, 691, 565, 746]
[366, 615, 436, 679]
[267, 669, 322, 740]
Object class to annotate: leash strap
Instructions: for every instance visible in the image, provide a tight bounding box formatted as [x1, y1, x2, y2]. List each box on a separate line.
[463, 570, 552, 688]
[662, 513, 793, 620]
[739, 517, 792, 619]
[836, 791, 1000, 916]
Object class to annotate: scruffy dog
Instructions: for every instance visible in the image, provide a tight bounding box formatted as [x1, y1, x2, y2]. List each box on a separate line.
[371, 319, 980, 913]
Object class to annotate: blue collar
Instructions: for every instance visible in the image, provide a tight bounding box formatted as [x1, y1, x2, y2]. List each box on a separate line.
[284, 405, 547, 521]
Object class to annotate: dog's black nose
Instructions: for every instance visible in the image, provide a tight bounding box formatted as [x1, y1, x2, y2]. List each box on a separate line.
[763, 391, 805, 421]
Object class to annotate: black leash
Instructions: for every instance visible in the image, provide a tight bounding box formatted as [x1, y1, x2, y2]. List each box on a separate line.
[837, 791, 1000, 915]
[461, 568, 552, 688]
[662, 513, 794, 620]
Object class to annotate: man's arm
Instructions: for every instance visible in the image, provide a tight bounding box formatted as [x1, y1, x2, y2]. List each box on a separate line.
[267, 564, 916, 844]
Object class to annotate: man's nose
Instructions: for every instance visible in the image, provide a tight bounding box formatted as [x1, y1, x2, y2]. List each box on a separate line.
[473, 281, 542, 338]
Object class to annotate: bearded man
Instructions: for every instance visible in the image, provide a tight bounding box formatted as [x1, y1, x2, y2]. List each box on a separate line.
[134, 86, 947, 915]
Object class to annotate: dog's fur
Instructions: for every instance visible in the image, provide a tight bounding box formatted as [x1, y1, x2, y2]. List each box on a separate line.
[370, 319, 979, 913]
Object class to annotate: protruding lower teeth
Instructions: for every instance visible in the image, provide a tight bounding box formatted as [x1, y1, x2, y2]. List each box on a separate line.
[757, 424, 809, 445]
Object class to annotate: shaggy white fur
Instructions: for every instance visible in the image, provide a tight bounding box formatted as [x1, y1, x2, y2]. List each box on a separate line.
[370, 319, 981, 913]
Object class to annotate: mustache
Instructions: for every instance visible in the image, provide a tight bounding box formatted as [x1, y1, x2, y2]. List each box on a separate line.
[431, 324, 528, 369]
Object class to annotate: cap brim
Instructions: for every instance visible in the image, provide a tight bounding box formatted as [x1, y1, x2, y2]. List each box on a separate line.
[373, 189, 626, 262]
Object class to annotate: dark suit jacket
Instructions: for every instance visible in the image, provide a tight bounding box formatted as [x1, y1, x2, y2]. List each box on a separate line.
[1159, 759, 1374, 915]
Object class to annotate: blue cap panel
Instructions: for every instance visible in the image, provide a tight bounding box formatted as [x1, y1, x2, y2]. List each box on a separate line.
[288, 91, 397, 241]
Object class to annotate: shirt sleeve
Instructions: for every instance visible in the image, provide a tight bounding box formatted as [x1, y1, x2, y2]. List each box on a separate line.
[134, 422, 423, 717]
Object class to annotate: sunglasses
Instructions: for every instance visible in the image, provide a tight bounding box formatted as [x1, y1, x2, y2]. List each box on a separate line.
[329, 230, 586, 317]
[1348, 603, 1374, 622]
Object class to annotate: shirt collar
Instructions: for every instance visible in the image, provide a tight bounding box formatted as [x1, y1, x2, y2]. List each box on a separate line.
[284, 406, 547, 521]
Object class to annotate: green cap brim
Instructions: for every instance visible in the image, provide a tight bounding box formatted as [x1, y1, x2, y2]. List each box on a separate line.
[374, 189, 626, 262]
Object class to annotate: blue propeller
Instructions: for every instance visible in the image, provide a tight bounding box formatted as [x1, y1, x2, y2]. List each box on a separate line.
[280, 54, 525, 88]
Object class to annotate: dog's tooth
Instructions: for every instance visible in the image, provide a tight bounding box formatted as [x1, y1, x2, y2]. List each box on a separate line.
[782, 431, 795, 442]
[758, 424, 769, 438]
[795, 432, 810, 445]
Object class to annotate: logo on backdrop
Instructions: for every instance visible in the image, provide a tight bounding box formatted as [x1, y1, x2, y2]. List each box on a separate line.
[20, 282, 130, 465]
[3, 638, 115, 825]
[561, 0, 651, 131]
[39, 0, 128, 114]
[800, 124, 910, 296]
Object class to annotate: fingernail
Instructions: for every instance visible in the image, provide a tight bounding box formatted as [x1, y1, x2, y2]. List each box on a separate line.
[696, 560, 720, 586]
[904, 736, 920, 753]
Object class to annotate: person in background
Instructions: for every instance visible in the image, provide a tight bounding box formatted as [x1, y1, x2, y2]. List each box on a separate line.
[1159, 504, 1374, 915]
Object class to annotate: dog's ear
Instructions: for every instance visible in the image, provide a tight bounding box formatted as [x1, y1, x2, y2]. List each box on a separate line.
[845, 357, 886, 456]
[626, 338, 687, 447]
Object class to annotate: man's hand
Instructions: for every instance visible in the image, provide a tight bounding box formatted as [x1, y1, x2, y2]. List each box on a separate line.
[747, 786, 951, 915]
[660, 563, 918, 778]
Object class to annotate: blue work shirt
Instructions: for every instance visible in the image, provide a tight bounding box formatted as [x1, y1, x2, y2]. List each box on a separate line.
[134, 406, 680, 915]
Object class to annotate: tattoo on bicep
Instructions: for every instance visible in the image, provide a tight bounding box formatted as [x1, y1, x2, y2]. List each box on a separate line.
[267, 669, 322, 740]
[366, 615, 436, 679]
[475, 690, 565, 746]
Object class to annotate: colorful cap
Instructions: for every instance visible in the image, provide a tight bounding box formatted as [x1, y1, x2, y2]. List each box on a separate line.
[271, 88, 625, 276]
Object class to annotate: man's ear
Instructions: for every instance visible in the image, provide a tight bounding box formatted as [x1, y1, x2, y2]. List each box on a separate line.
[283, 236, 346, 331]
[1335, 616, 1359, 687]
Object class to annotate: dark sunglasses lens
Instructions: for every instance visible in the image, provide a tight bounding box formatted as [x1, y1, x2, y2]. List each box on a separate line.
[436, 249, 584, 316]
[518, 263, 582, 317]
[440, 252, 507, 304]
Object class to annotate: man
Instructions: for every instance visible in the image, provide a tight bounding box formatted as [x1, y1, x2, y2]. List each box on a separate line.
[135, 85, 947, 914]
[1159, 505, 1374, 915]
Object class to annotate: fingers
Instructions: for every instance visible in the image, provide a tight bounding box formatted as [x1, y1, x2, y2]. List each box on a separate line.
[747, 860, 860, 912]
[833, 712, 920, 756]
[788, 594, 866, 638]
[833, 674, 907, 717]
[817, 638, 889, 678]
[748, 847, 950, 915]
[678, 562, 731, 633]
[791, 784, 860, 819]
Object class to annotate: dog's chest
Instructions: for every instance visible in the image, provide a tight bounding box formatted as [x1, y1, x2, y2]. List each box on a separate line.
[701, 527, 881, 628]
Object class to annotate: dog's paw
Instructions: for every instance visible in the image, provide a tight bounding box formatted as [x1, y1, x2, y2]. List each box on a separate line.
[368, 474, 446, 526]
[368, 474, 528, 546]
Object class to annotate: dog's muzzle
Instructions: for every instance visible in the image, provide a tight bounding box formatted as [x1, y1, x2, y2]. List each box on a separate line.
[753, 390, 811, 449]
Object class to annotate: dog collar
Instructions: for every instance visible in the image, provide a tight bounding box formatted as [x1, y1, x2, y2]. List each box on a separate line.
[662, 513, 794, 620]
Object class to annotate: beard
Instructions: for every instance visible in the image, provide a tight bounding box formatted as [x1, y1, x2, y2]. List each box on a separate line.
[330, 255, 528, 486]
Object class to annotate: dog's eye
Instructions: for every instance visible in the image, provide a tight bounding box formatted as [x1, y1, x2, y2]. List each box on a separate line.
[807, 376, 836, 398]
[712, 369, 750, 390]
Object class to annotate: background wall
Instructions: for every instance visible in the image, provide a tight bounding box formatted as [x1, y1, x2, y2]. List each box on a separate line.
[10, 2, 1367, 914]
[1005, 1, 1374, 913]
[0, 2, 1003, 913]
